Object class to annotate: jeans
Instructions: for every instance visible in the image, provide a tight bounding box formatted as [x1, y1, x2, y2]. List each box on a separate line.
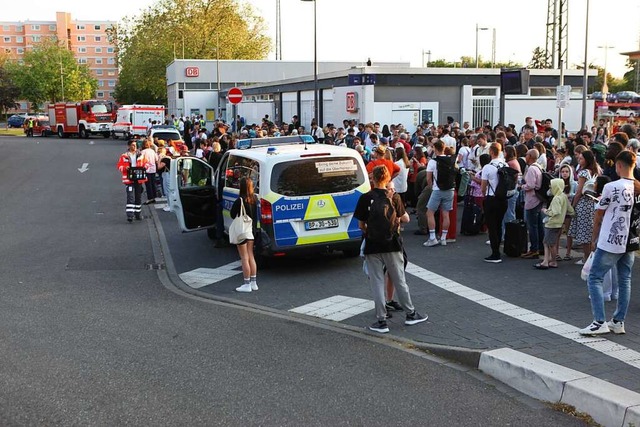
[161, 171, 170, 200]
[587, 248, 635, 322]
[524, 203, 544, 252]
[502, 192, 518, 236]
[484, 196, 507, 257]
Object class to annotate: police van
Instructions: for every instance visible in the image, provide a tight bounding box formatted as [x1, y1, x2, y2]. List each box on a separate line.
[168, 135, 370, 259]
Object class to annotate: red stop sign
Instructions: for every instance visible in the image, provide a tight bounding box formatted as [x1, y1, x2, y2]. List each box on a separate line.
[228, 87, 243, 104]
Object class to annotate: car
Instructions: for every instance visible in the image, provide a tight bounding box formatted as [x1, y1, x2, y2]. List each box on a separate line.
[591, 91, 604, 101]
[7, 114, 26, 128]
[606, 92, 618, 103]
[616, 91, 640, 103]
[168, 135, 370, 260]
[614, 108, 636, 118]
[23, 116, 53, 136]
[147, 125, 182, 143]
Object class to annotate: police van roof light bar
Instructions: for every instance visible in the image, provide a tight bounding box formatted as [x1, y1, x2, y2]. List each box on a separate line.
[236, 135, 315, 150]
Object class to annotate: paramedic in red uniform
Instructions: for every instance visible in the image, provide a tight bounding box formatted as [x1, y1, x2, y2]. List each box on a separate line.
[117, 141, 148, 222]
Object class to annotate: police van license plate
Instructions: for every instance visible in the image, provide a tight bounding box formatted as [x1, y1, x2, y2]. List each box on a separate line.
[305, 218, 339, 230]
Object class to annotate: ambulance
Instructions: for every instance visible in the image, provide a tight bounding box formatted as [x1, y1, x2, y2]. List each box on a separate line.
[168, 135, 370, 259]
[112, 104, 165, 139]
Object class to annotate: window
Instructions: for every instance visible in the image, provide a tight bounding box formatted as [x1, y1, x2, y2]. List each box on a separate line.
[16, 26, 23, 32]
[473, 88, 497, 96]
[78, 58, 87, 64]
[107, 71, 115, 76]
[97, 92, 104, 98]
[270, 157, 365, 196]
[77, 36, 86, 42]
[107, 47, 114, 53]
[95, 47, 102, 53]
[178, 158, 213, 189]
[31, 25, 40, 31]
[94, 25, 101, 30]
[2, 25, 9, 31]
[98, 80, 104, 87]
[31, 36, 41, 42]
[107, 57, 115, 64]
[76, 25, 85, 30]
[96, 69, 103, 75]
[17, 48, 24, 54]
[530, 87, 556, 97]
[225, 155, 260, 191]
[49, 25, 56, 31]
[78, 47, 86, 53]
[95, 36, 101, 42]
[3, 37, 10, 43]
[95, 58, 103, 64]
[108, 80, 116, 87]
[16, 36, 23, 43]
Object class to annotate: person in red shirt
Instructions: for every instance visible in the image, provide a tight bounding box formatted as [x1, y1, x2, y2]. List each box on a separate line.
[366, 145, 400, 180]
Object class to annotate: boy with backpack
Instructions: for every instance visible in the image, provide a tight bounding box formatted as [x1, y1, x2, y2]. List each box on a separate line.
[534, 178, 575, 269]
[423, 140, 458, 247]
[354, 165, 429, 333]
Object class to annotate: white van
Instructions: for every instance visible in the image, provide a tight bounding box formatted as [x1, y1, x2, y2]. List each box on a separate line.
[168, 135, 370, 259]
[112, 105, 165, 139]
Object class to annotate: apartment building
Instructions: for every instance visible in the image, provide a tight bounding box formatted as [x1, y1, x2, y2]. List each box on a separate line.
[0, 12, 118, 111]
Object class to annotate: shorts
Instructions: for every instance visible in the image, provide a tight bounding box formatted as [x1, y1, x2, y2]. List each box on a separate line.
[543, 227, 562, 246]
[427, 189, 455, 212]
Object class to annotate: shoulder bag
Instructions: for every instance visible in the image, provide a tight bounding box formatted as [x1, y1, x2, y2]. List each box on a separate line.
[229, 198, 254, 244]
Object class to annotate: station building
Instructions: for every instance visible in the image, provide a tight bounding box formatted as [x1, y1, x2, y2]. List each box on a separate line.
[166, 59, 597, 132]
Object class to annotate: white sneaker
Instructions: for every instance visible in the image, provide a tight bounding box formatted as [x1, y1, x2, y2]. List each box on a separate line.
[485, 240, 490, 245]
[162, 206, 171, 212]
[607, 320, 625, 334]
[251, 282, 259, 291]
[575, 259, 585, 265]
[439, 239, 447, 246]
[423, 239, 439, 247]
[579, 321, 610, 336]
[235, 284, 252, 293]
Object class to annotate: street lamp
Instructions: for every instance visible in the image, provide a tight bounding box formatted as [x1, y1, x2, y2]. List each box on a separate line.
[422, 49, 431, 67]
[301, 0, 318, 127]
[581, 0, 590, 129]
[475, 24, 489, 68]
[597, 44, 615, 96]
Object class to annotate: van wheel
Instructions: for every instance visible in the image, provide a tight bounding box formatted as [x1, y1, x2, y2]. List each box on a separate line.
[57, 127, 64, 138]
[343, 248, 360, 258]
[102, 132, 110, 138]
[79, 126, 88, 139]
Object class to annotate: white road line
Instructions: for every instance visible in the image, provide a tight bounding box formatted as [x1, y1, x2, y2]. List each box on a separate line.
[179, 261, 242, 289]
[290, 295, 374, 321]
[405, 262, 640, 369]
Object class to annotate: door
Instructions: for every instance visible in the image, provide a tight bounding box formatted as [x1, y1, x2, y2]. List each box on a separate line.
[169, 157, 216, 232]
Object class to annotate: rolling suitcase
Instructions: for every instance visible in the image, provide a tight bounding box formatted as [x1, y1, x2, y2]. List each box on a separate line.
[460, 194, 482, 236]
[504, 220, 528, 257]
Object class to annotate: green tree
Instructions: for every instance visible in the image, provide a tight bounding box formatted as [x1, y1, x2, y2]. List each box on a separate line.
[0, 54, 20, 124]
[428, 56, 522, 69]
[528, 47, 548, 69]
[110, 0, 272, 105]
[6, 38, 97, 109]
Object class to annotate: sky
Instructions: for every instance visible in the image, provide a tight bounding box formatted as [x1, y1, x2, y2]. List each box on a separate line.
[4, 0, 640, 79]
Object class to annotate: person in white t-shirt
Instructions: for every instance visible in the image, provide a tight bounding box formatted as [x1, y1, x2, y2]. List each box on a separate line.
[580, 150, 640, 336]
[440, 128, 457, 151]
[481, 143, 508, 263]
[423, 140, 457, 247]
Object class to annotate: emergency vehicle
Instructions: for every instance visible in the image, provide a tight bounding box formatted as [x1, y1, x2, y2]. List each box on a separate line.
[112, 104, 165, 140]
[168, 135, 370, 260]
[47, 100, 115, 138]
[22, 115, 52, 137]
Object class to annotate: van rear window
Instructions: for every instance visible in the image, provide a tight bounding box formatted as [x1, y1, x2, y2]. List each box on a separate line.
[270, 157, 364, 196]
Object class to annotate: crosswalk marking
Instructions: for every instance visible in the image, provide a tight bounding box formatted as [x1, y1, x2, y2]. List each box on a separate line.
[290, 295, 374, 321]
[405, 262, 640, 369]
[179, 261, 242, 289]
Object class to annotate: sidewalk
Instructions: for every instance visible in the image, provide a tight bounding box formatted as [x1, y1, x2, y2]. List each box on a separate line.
[152, 203, 640, 426]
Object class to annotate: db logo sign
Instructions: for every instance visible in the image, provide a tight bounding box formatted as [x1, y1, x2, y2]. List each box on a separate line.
[346, 92, 358, 113]
[185, 67, 199, 77]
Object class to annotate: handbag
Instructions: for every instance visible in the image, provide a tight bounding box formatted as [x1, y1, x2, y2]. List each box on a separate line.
[580, 252, 595, 281]
[229, 198, 254, 244]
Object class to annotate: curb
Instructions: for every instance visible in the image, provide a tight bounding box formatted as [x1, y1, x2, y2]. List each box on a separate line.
[146, 205, 640, 427]
[479, 348, 640, 427]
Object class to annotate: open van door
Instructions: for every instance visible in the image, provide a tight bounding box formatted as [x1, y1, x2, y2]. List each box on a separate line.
[169, 157, 216, 232]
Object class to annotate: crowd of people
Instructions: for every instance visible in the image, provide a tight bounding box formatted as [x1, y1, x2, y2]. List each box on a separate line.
[118, 111, 640, 336]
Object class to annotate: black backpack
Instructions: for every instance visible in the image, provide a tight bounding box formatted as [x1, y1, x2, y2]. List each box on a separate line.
[366, 190, 398, 243]
[535, 167, 554, 206]
[492, 163, 519, 199]
[435, 156, 457, 190]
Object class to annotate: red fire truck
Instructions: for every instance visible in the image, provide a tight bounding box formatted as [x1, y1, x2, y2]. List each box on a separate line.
[47, 100, 116, 138]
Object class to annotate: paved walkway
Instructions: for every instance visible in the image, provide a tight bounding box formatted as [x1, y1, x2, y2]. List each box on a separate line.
[155, 204, 640, 395]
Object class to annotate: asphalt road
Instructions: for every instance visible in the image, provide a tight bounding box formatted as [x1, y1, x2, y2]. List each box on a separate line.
[0, 135, 584, 426]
